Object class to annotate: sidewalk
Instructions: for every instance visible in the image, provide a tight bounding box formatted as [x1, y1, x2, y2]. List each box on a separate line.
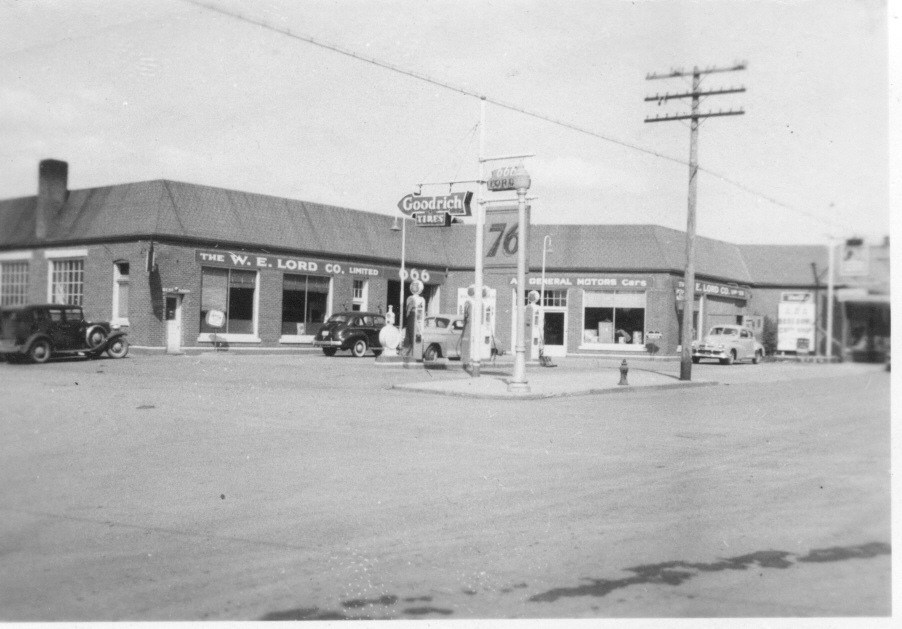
[393, 361, 714, 399]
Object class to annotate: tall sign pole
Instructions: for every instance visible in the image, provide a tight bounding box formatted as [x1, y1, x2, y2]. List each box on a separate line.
[508, 169, 532, 392]
[470, 97, 487, 377]
[645, 62, 746, 380]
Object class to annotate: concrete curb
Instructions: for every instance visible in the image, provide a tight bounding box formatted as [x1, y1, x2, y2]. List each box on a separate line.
[391, 378, 717, 400]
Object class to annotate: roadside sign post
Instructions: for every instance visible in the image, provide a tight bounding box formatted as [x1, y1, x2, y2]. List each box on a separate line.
[482, 162, 532, 392]
[396, 189, 471, 348]
[508, 170, 531, 392]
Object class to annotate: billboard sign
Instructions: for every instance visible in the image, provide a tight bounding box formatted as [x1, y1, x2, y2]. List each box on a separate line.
[840, 238, 869, 277]
[777, 291, 816, 353]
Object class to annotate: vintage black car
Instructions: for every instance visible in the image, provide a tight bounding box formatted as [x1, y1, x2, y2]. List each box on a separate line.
[0, 304, 129, 364]
[312, 311, 386, 357]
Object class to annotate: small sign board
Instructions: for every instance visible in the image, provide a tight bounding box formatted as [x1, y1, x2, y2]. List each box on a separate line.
[840, 239, 869, 277]
[205, 309, 225, 328]
[415, 210, 453, 227]
[487, 165, 530, 192]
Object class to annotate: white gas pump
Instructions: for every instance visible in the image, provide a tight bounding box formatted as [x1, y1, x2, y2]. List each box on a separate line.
[459, 284, 497, 364]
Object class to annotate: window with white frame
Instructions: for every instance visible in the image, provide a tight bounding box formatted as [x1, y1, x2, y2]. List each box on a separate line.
[112, 261, 130, 324]
[541, 289, 567, 308]
[582, 291, 646, 345]
[0, 261, 29, 306]
[526, 289, 568, 307]
[352, 279, 368, 311]
[50, 259, 85, 305]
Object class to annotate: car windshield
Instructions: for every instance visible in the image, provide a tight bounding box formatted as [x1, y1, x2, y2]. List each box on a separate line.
[710, 327, 738, 336]
[327, 314, 353, 324]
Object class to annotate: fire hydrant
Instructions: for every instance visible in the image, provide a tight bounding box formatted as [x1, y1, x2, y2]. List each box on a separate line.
[618, 359, 629, 386]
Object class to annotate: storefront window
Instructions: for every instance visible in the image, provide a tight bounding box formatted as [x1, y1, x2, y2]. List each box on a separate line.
[281, 274, 330, 335]
[50, 259, 84, 305]
[583, 291, 646, 345]
[200, 267, 258, 334]
[0, 261, 29, 306]
[352, 279, 367, 311]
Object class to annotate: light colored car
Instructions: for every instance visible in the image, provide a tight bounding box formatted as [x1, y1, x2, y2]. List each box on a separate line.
[692, 324, 764, 365]
[422, 314, 465, 361]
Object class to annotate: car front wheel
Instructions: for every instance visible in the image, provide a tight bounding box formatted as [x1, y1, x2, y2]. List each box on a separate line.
[106, 338, 129, 359]
[752, 349, 763, 364]
[29, 339, 51, 364]
[322, 348, 337, 357]
[721, 350, 736, 366]
[424, 345, 440, 361]
[86, 327, 107, 349]
[351, 339, 368, 357]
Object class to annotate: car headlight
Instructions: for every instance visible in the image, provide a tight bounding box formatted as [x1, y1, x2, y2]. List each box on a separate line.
[716, 344, 725, 350]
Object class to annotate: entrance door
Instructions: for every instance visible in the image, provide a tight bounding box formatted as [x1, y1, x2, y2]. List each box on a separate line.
[543, 311, 567, 357]
[165, 295, 182, 354]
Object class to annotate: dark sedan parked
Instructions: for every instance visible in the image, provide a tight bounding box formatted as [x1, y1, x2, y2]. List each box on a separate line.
[313, 311, 386, 357]
[0, 304, 128, 364]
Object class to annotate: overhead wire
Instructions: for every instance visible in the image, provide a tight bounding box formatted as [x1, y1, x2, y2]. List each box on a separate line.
[179, 0, 852, 233]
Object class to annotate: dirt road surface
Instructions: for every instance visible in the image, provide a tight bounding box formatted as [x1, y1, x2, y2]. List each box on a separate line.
[0, 354, 891, 621]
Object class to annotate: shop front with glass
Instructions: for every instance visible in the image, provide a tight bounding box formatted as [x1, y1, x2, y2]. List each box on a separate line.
[191, 247, 445, 349]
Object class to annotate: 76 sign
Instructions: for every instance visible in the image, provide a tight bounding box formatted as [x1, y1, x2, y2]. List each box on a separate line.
[484, 204, 530, 270]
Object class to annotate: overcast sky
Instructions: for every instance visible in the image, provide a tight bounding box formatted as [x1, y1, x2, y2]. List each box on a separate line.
[0, 0, 893, 245]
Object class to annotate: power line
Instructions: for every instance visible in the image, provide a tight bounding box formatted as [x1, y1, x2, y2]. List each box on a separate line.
[179, 0, 688, 169]
[180, 0, 850, 233]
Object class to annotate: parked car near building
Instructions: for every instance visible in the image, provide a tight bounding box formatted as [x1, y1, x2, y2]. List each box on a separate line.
[691, 324, 764, 365]
[422, 314, 465, 361]
[0, 304, 129, 364]
[313, 312, 386, 357]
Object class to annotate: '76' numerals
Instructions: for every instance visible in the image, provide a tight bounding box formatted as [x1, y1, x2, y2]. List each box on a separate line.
[486, 223, 518, 257]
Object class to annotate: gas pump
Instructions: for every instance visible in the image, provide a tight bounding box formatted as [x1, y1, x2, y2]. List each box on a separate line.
[527, 290, 542, 361]
[460, 284, 497, 366]
[404, 279, 426, 361]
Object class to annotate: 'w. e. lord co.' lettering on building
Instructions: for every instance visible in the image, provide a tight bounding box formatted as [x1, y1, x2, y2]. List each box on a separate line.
[195, 250, 380, 276]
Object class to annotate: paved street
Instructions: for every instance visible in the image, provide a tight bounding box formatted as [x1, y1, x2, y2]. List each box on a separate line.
[0, 353, 892, 621]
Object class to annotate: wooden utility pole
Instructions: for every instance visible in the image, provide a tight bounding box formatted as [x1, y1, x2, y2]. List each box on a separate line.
[645, 63, 746, 380]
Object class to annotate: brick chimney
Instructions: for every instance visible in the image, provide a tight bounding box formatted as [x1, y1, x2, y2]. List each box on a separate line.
[35, 159, 68, 240]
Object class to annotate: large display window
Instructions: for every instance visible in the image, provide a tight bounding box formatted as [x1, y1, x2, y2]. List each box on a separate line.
[281, 274, 330, 336]
[199, 267, 259, 340]
[582, 291, 646, 348]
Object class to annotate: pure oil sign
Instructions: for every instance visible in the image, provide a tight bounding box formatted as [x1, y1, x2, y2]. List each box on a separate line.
[195, 249, 382, 277]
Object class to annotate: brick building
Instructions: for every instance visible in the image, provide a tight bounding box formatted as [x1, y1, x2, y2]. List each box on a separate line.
[0, 160, 888, 360]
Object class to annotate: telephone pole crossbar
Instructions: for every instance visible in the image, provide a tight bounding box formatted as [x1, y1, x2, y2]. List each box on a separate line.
[644, 87, 746, 102]
[646, 62, 747, 80]
[644, 63, 747, 382]
[645, 110, 745, 123]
